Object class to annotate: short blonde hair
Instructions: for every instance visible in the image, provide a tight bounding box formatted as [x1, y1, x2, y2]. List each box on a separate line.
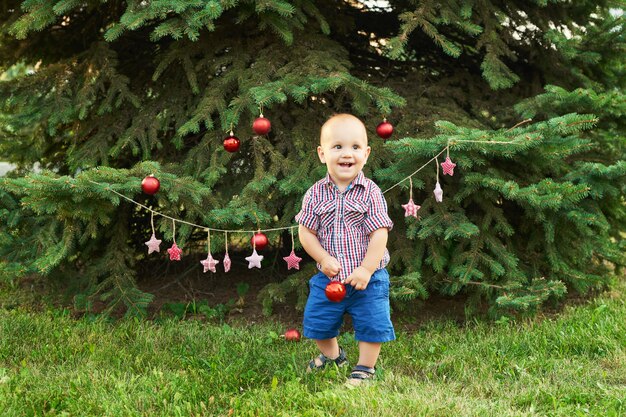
[320, 113, 367, 145]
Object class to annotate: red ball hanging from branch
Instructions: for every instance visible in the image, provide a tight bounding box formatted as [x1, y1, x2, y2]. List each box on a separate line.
[251, 232, 269, 250]
[252, 114, 271, 135]
[325, 281, 346, 303]
[223, 131, 240, 153]
[376, 118, 394, 139]
[141, 175, 160, 195]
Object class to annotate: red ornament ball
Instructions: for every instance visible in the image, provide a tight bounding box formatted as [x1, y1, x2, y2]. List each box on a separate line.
[223, 134, 240, 152]
[250, 232, 269, 250]
[252, 117, 271, 135]
[284, 328, 301, 342]
[376, 121, 394, 139]
[325, 281, 346, 303]
[141, 175, 160, 195]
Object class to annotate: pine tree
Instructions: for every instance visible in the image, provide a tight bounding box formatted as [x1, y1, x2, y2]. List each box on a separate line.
[0, 1, 624, 318]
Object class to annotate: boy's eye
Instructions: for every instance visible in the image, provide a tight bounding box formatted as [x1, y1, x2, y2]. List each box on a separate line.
[353, 145, 359, 149]
[334, 145, 341, 149]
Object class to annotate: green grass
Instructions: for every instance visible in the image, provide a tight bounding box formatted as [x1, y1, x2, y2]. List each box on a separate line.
[1, 282, 625, 416]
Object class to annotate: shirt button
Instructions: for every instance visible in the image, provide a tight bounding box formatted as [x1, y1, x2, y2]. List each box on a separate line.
[337, 232, 342, 237]
[338, 254, 344, 259]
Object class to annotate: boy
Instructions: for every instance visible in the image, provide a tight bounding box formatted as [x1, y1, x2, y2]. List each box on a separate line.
[295, 113, 395, 386]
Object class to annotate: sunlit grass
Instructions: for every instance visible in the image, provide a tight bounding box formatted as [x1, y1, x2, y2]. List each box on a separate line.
[1, 280, 624, 416]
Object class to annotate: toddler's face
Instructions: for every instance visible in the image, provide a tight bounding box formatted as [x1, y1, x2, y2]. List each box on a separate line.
[317, 117, 371, 188]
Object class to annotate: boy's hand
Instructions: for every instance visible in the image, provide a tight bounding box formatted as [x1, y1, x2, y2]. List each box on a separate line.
[320, 256, 341, 278]
[344, 266, 372, 291]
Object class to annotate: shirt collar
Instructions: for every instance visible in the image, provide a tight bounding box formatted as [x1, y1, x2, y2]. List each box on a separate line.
[323, 171, 366, 191]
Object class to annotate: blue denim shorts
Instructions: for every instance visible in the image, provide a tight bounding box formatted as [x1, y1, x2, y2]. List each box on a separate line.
[303, 268, 395, 343]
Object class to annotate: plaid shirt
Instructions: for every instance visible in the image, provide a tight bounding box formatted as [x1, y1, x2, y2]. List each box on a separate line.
[295, 171, 393, 281]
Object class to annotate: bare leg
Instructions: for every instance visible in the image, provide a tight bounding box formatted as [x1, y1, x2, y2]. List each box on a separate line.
[315, 338, 340, 358]
[311, 338, 340, 367]
[357, 341, 381, 368]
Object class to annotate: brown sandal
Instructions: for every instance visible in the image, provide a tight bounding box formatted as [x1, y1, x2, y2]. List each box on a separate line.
[346, 365, 375, 386]
[307, 347, 348, 371]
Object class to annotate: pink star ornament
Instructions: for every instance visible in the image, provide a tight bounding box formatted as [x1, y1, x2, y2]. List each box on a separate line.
[200, 254, 219, 273]
[441, 157, 456, 176]
[245, 249, 264, 269]
[402, 199, 421, 218]
[167, 243, 182, 261]
[434, 182, 443, 203]
[145, 233, 162, 254]
[283, 250, 302, 270]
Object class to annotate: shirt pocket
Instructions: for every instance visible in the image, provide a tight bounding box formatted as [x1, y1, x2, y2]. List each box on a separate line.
[344, 199, 367, 230]
[314, 199, 336, 231]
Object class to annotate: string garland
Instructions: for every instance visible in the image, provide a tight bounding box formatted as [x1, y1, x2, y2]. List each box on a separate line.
[380, 146, 448, 194]
[81, 135, 525, 271]
[90, 138, 521, 234]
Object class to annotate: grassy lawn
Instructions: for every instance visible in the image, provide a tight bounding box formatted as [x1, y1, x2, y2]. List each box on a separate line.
[1, 280, 625, 417]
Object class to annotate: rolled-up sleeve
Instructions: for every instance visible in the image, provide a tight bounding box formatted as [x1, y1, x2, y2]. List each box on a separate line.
[295, 188, 318, 231]
[363, 185, 393, 235]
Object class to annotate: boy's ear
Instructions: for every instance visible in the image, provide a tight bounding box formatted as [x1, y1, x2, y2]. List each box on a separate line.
[364, 146, 371, 164]
[317, 145, 326, 163]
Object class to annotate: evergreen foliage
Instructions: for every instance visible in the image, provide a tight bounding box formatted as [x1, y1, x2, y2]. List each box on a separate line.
[0, 1, 624, 318]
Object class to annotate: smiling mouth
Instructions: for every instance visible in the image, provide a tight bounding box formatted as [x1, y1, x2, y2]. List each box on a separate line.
[339, 163, 353, 168]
